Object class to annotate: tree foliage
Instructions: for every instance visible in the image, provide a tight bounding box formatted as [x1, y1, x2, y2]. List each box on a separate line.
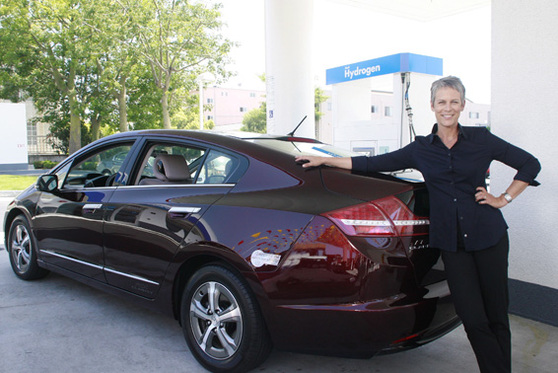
[241, 102, 267, 134]
[240, 88, 328, 135]
[172, 93, 214, 130]
[0, 0, 232, 154]
[1, 0, 94, 153]
[130, 0, 234, 129]
[314, 87, 329, 123]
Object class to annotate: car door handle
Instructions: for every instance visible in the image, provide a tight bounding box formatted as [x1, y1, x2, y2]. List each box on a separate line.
[168, 207, 201, 219]
[83, 203, 103, 212]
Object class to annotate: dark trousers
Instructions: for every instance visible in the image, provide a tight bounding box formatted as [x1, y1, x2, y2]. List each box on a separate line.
[441, 233, 511, 373]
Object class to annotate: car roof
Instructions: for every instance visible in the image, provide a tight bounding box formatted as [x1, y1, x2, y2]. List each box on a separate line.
[102, 129, 321, 143]
[95, 129, 320, 160]
[87, 130, 313, 169]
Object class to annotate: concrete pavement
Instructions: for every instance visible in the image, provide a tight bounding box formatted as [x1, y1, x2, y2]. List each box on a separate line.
[1, 193, 557, 373]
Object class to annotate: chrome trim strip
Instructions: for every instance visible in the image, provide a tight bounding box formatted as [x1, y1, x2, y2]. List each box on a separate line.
[40, 250, 159, 286]
[169, 207, 201, 214]
[104, 267, 159, 286]
[117, 183, 234, 189]
[40, 250, 104, 270]
[62, 186, 118, 191]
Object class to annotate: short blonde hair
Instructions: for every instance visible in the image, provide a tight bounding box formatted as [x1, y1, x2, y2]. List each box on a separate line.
[431, 76, 466, 105]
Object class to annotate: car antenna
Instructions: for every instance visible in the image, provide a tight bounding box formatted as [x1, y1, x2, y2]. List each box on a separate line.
[287, 115, 307, 137]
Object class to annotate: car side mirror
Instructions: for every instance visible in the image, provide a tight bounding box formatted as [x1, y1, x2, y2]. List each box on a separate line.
[37, 174, 59, 192]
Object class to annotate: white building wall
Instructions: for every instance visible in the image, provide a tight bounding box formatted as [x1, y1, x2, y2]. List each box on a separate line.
[0, 103, 28, 169]
[461, 101, 490, 127]
[318, 85, 491, 155]
[331, 79, 399, 155]
[492, 0, 558, 289]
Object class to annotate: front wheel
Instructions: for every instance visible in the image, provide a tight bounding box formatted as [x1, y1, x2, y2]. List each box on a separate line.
[7, 216, 49, 280]
[181, 265, 272, 373]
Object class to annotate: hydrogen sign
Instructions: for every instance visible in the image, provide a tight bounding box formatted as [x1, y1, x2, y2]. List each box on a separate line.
[326, 53, 443, 85]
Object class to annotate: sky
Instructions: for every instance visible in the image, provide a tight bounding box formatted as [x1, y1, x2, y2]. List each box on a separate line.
[218, 0, 492, 104]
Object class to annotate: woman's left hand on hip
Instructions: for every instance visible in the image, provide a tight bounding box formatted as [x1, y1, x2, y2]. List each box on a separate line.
[475, 186, 508, 209]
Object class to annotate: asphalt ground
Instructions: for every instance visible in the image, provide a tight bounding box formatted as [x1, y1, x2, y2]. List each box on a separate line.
[1, 191, 557, 373]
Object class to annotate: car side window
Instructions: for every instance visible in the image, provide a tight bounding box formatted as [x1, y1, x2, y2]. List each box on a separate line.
[136, 144, 205, 185]
[63, 144, 133, 188]
[196, 150, 238, 184]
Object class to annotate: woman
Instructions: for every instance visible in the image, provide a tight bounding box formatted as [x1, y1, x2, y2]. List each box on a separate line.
[295, 76, 541, 373]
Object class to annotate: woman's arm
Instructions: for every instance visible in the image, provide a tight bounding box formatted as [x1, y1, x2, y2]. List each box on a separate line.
[489, 130, 541, 186]
[295, 140, 418, 173]
[295, 155, 352, 170]
[475, 179, 529, 208]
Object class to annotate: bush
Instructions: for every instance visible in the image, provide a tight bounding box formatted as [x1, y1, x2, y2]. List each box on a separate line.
[33, 160, 58, 169]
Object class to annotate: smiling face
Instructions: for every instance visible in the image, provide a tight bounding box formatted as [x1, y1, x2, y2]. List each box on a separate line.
[431, 87, 465, 130]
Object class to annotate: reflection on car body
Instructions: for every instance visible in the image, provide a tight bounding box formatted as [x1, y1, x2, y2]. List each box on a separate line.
[4, 129, 459, 373]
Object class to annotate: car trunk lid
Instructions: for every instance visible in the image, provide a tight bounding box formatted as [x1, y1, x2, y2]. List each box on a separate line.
[319, 167, 443, 287]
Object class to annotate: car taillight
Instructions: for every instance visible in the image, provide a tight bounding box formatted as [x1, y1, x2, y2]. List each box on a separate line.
[324, 196, 429, 237]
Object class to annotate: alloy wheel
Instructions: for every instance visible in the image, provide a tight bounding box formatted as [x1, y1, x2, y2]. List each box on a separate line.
[10, 223, 32, 274]
[189, 280, 243, 360]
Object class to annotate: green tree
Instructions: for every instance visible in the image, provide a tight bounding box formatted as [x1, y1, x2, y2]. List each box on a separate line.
[314, 87, 329, 123]
[241, 102, 267, 134]
[87, 0, 142, 134]
[129, 0, 234, 129]
[0, 0, 119, 152]
[240, 87, 328, 135]
[0, 0, 233, 152]
[91, 1, 165, 134]
[0, 0, 91, 153]
[172, 93, 214, 130]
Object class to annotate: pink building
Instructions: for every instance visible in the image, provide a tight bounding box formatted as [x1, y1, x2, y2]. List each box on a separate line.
[201, 86, 265, 131]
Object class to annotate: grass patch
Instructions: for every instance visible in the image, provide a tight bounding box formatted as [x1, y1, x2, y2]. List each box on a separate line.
[0, 175, 38, 191]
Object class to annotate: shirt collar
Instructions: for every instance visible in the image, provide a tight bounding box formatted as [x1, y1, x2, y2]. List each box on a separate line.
[428, 123, 467, 144]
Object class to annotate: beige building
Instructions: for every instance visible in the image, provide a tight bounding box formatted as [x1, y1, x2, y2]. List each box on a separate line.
[201, 86, 266, 131]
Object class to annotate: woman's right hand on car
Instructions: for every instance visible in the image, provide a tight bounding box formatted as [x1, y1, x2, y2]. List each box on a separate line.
[295, 156, 352, 170]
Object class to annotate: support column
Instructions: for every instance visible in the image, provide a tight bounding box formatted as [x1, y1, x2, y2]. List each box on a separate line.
[265, 0, 314, 137]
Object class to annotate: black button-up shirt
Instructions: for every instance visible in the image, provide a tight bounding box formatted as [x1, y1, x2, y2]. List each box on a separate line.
[351, 125, 541, 252]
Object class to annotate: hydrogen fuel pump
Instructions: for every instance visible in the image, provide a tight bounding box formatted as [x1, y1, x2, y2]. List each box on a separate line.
[325, 53, 443, 154]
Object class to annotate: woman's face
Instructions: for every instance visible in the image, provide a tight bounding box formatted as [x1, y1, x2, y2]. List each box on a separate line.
[431, 87, 465, 130]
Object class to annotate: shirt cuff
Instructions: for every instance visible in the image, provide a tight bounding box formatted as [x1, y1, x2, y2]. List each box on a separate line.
[351, 156, 369, 173]
[514, 173, 541, 186]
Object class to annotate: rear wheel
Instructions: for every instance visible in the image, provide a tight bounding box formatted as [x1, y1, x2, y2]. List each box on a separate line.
[181, 265, 272, 373]
[7, 216, 49, 280]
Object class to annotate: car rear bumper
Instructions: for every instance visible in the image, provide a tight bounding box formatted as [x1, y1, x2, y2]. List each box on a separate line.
[267, 280, 460, 358]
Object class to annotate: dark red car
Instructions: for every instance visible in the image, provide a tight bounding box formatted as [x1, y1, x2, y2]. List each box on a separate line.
[4, 130, 460, 372]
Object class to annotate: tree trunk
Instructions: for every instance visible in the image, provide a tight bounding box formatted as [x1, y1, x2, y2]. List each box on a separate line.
[69, 110, 81, 154]
[161, 90, 171, 129]
[68, 85, 81, 154]
[90, 115, 101, 141]
[118, 74, 128, 132]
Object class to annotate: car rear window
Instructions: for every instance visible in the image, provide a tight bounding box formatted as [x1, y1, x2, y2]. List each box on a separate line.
[248, 138, 357, 158]
[247, 137, 424, 183]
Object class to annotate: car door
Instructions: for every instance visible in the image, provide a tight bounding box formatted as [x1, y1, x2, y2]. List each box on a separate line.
[102, 138, 245, 298]
[33, 141, 136, 282]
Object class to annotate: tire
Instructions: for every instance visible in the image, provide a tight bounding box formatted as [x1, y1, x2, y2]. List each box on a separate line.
[181, 265, 272, 373]
[7, 216, 49, 281]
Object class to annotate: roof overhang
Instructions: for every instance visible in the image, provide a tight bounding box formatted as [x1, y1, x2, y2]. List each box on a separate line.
[328, 0, 490, 21]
